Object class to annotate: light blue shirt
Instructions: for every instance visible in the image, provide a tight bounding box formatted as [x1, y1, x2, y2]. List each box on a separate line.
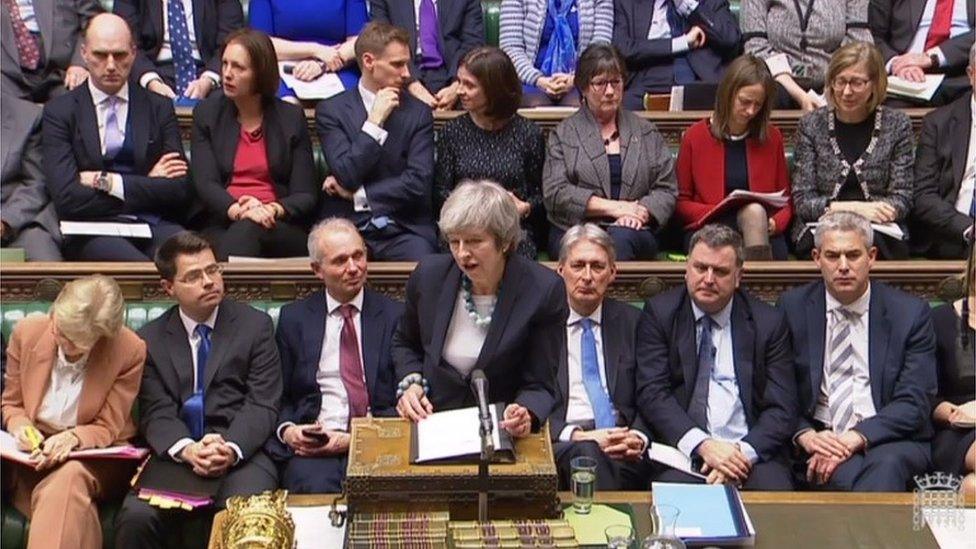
[645, 0, 700, 54]
[676, 298, 759, 464]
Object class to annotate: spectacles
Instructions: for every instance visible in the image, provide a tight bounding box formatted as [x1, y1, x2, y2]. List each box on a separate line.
[831, 77, 871, 92]
[178, 263, 224, 284]
[589, 78, 623, 90]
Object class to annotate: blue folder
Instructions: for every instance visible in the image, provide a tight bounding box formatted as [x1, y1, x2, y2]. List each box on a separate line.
[651, 482, 755, 546]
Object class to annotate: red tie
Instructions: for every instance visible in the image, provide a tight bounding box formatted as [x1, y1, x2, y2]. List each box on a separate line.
[924, 0, 954, 51]
[339, 304, 369, 421]
[4, 0, 40, 70]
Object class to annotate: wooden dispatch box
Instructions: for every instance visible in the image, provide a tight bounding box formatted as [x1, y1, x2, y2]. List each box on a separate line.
[344, 417, 560, 520]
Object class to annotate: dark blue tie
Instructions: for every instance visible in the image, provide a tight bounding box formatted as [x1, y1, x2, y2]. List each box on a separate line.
[667, 2, 696, 85]
[688, 316, 714, 430]
[167, 0, 197, 97]
[580, 318, 616, 429]
[180, 324, 211, 440]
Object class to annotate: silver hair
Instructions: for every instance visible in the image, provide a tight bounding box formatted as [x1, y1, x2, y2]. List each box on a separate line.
[688, 224, 745, 266]
[438, 180, 522, 253]
[813, 211, 875, 248]
[307, 217, 363, 263]
[558, 223, 617, 265]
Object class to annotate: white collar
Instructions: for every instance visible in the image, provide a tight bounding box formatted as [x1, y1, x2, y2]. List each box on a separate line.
[88, 79, 129, 106]
[358, 82, 377, 107]
[691, 296, 733, 329]
[825, 283, 871, 317]
[568, 302, 603, 327]
[326, 288, 366, 316]
[178, 305, 219, 338]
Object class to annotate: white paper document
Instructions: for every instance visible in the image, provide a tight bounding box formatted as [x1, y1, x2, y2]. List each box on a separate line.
[727, 189, 790, 207]
[279, 63, 345, 100]
[887, 74, 945, 102]
[1, 429, 149, 465]
[925, 508, 976, 549]
[647, 442, 707, 480]
[414, 405, 502, 463]
[60, 221, 152, 238]
[288, 505, 346, 549]
[805, 221, 905, 240]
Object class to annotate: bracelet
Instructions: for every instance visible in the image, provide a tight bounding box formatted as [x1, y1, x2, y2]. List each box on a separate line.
[396, 373, 428, 398]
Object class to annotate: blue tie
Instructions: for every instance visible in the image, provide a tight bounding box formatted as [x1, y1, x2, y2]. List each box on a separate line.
[180, 324, 211, 440]
[688, 316, 714, 430]
[167, 0, 197, 97]
[666, 2, 696, 85]
[580, 318, 616, 429]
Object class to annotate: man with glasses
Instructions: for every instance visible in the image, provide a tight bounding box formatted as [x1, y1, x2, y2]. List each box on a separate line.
[550, 224, 652, 490]
[266, 218, 403, 493]
[116, 231, 282, 548]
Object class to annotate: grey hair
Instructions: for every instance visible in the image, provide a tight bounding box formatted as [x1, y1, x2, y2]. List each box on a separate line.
[689, 224, 745, 267]
[307, 217, 363, 263]
[813, 211, 874, 249]
[558, 223, 617, 265]
[438, 180, 521, 253]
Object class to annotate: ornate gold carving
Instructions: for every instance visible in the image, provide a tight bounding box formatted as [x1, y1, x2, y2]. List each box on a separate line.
[217, 490, 294, 549]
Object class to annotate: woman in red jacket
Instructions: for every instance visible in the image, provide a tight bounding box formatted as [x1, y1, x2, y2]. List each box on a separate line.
[676, 54, 792, 260]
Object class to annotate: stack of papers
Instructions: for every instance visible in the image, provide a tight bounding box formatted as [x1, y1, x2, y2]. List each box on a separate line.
[647, 442, 706, 480]
[888, 74, 945, 102]
[0, 429, 149, 466]
[279, 63, 345, 100]
[687, 190, 790, 230]
[411, 403, 515, 464]
[652, 482, 756, 546]
[60, 221, 152, 238]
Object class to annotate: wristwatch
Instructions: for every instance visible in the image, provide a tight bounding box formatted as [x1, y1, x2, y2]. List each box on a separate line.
[928, 52, 940, 69]
[93, 171, 112, 193]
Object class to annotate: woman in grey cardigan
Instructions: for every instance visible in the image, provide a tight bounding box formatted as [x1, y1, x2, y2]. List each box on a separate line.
[742, 0, 872, 110]
[791, 42, 914, 259]
[542, 44, 676, 260]
[499, 0, 614, 107]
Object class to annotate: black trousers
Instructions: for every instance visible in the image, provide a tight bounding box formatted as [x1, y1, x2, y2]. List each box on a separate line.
[203, 219, 308, 261]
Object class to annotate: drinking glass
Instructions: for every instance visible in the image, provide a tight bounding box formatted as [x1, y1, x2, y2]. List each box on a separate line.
[570, 456, 597, 514]
[605, 524, 635, 548]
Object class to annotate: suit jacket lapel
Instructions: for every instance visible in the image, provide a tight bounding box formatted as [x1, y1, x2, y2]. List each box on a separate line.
[867, 286, 889, 409]
[430, 265, 462, 371]
[730, 294, 755, 423]
[676, 296, 697, 398]
[165, 310, 195, 402]
[601, 303, 620, 399]
[806, 285, 827, 408]
[618, 113, 642, 200]
[202, 302, 235, 391]
[263, 102, 287, 183]
[304, 291, 328, 387]
[76, 87, 104, 169]
[192, 0, 207, 50]
[436, 0, 452, 52]
[348, 87, 369, 129]
[577, 109, 611, 198]
[150, 0, 164, 40]
[403, 0, 419, 54]
[951, 98, 972, 190]
[557, 344, 570, 420]
[0, 9, 19, 71]
[474, 256, 526, 372]
[35, 0, 54, 60]
[24, 326, 58, 420]
[361, 291, 383, 398]
[216, 100, 241, 181]
[639, 0, 655, 39]
[909, 0, 925, 32]
[129, 87, 150, 170]
[77, 337, 112, 424]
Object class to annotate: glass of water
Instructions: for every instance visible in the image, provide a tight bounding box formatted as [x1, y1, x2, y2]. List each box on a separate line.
[605, 525, 635, 549]
[570, 456, 598, 514]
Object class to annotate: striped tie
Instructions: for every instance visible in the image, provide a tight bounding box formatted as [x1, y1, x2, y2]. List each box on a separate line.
[827, 308, 858, 433]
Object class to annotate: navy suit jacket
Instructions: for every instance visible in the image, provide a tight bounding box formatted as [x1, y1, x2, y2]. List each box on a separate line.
[549, 298, 651, 442]
[266, 288, 403, 461]
[315, 87, 436, 245]
[41, 83, 190, 222]
[869, 0, 975, 74]
[370, 0, 484, 82]
[113, 0, 244, 82]
[635, 287, 797, 463]
[392, 253, 567, 427]
[777, 281, 937, 445]
[613, 0, 740, 92]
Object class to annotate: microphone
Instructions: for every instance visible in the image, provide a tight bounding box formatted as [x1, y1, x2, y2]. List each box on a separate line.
[470, 369, 493, 443]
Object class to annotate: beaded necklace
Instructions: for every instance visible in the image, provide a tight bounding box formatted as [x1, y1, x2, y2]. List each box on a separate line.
[461, 275, 495, 328]
[826, 106, 885, 201]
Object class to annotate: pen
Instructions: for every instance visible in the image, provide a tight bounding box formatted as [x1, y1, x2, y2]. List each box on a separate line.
[24, 426, 43, 458]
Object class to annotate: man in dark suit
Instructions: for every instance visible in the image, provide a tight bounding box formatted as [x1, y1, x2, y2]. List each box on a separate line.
[612, 0, 741, 110]
[113, 0, 243, 100]
[41, 13, 190, 261]
[1, 0, 101, 103]
[551, 224, 652, 490]
[778, 211, 936, 491]
[115, 231, 282, 548]
[911, 44, 975, 258]
[316, 21, 437, 261]
[636, 224, 796, 490]
[370, 0, 484, 110]
[1, 88, 61, 261]
[268, 218, 403, 493]
[870, 0, 975, 105]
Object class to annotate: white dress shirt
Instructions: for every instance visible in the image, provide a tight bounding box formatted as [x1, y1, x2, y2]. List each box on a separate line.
[645, 0, 699, 54]
[677, 299, 758, 464]
[813, 285, 877, 430]
[562, 305, 609, 439]
[276, 290, 367, 441]
[87, 80, 129, 200]
[954, 96, 976, 220]
[442, 292, 494, 378]
[167, 305, 244, 463]
[138, 0, 220, 90]
[36, 348, 88, 432]
[412, 0, 439, 56]
[894, 0, 971, 69]
[14, 0, 39, 33]
[352, 82, 392, 212]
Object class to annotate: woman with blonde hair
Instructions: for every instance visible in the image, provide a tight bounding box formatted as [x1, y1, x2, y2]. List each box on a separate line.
[2, 275, 145, 549]
[791, 42, 914, 259]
